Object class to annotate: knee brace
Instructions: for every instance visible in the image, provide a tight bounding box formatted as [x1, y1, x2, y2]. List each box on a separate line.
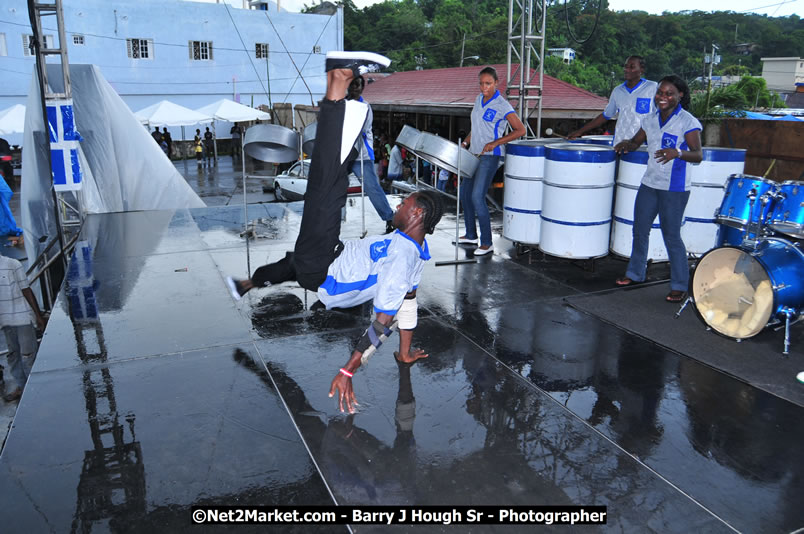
[396, 297, 417, 330]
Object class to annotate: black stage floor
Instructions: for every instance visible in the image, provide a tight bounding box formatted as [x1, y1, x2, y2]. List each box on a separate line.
[0, 193, 802, 532]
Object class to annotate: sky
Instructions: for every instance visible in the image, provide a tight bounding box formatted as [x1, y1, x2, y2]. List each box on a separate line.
[196, 0, 803, 17]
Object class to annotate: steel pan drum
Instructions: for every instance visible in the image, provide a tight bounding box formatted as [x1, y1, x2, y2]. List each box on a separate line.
[396, 125, 422, 154]
[769, 180, 804, 239]
[244, 124, 299, 164]
[414, 133, 479, 178]
[302, 122, 316, 156]
[691, 237, 804, 339]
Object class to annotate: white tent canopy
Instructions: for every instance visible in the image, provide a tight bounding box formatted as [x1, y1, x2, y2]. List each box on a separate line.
[195, 99, 271, 122]
[0, 104, 26, 135]
[135, 100, 213, 127]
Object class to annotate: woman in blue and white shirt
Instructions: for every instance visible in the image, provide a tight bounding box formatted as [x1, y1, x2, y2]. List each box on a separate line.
[614, 75, 703, 302]
[459, 67, 526, 255]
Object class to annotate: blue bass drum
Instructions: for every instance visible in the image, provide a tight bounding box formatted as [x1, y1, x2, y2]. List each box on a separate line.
[691, 238, 804, 339]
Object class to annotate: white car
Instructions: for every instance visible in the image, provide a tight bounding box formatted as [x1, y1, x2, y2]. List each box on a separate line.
[271, 159, 363, 202]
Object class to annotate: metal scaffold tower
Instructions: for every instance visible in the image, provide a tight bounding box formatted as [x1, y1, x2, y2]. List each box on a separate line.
[506, 0, 547, 139]
[28, 0, 83, 238]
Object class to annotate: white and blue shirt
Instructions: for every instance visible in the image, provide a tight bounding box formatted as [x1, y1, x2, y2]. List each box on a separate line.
[318, 230, 430, 315]
[353, 96, 375, 161]
[469, 90, 515, 157]
[639, 105, 702, 192]
[604, 79, 658, 146]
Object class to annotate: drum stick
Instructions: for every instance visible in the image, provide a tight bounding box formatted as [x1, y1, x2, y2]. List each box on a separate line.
[544, 128, 567, 139]
[763, 159, 776, 178]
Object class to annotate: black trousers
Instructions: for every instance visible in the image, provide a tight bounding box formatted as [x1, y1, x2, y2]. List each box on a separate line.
[251, 99, 356, 291]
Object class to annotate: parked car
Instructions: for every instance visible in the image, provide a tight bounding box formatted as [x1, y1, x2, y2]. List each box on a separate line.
[272, 159, 362, 202]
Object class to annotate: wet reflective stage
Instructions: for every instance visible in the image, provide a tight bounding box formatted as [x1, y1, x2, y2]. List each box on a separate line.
[1, 198, 801, 532]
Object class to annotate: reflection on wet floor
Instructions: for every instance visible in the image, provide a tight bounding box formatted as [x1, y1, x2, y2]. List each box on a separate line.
[0, 197, 801, 532]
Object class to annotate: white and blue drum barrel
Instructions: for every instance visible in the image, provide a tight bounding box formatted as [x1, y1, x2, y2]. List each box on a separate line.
[682, 182, 727, 255]
[689, 147, 747, 186]
[769, 180, 804, 239]
[691, 237, 804, 339]
[503, 139, 561, 245]
[610, 147, 668, 260]
[540, 144, 616, 259]
[611, 183, 670, 261]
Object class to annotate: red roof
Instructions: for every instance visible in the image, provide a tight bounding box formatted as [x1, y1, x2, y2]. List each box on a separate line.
[363, 64, 607, 113]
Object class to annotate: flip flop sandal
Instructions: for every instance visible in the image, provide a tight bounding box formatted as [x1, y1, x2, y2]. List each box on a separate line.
[615, 277, 637, 287]
[666, 291, 686, 303]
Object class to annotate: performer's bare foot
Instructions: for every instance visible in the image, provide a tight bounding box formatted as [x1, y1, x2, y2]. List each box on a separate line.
[394, 349, 428, 364]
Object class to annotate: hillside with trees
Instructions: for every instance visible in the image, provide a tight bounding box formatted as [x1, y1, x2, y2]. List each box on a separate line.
[336, 0, 803, 101]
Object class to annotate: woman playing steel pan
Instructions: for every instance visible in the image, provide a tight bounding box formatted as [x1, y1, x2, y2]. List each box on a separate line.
[614, 75, 703, 303]
[459, 67, 526, 256]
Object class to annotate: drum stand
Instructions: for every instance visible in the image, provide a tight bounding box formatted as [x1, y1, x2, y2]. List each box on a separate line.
[436, 138, 477, 267]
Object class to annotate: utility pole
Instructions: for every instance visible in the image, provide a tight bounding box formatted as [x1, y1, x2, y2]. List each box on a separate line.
[460, 33, 466, 68]
[704, 43, 719, 116]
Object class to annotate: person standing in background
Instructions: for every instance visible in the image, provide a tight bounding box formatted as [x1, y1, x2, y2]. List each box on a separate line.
[1, 254, 46, 402]
[347, 76, 395, 234]
[568, 55, 657, 145]
[459, 66, 526, 256]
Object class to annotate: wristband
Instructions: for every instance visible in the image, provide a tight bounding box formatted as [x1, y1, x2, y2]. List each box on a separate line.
[339, 368, 353, 378]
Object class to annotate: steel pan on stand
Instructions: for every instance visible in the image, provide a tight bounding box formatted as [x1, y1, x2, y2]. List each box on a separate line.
[410, 133, 479, 266]
[396, 125, 422, 155]
[243, 124, 300, 164]
[414, 133, 479, 178]
[241, 123, 300, 277]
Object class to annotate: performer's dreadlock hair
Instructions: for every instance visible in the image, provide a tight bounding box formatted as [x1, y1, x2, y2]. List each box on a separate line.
[414, 190, 444, 235]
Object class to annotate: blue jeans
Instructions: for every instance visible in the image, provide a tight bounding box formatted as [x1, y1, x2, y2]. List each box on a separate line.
[626, 184, 690, 291]
[461, 155, 501, 247]
[351, 159, 394, 221]
[3, 324, 37, 390]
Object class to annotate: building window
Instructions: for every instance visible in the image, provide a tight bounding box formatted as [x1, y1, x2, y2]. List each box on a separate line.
[256, 43, 269, 59]
[0, 33, 6, 57]
[189, 40, 213, 61]
[22, 34, 55, 56]
[313, 45, 321, 54]
[126, 38, 153, 59]
[73, 34, 85, 46]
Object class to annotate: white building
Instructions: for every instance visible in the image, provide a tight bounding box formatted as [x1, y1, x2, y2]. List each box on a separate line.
[547, 48, 576, 64]
[761, 57, 804, 92]
[0, 0, 343, 116]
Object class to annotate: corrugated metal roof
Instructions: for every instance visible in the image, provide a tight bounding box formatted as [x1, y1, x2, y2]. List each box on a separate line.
[362, 64, 608, 112]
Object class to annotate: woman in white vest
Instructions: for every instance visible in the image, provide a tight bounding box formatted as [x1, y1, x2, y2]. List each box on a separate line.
[459, 67, 526, 256]
[613, 75, 703, 303]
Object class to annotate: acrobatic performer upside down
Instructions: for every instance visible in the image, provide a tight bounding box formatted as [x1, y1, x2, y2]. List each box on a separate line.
[227, 51, 444, 413]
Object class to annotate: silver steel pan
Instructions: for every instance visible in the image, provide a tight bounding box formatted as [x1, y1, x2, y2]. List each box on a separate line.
[396, 125, 422, 153]
[302, 122, 316, 156]
[414, 133, 479, 178]
[244, 124, 299, 163]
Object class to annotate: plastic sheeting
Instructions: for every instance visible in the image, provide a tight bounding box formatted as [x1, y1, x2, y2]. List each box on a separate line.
[22, 64, 205, 266]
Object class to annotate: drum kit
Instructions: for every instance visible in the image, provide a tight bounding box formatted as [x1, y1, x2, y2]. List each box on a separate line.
[683, 174, 804, 354]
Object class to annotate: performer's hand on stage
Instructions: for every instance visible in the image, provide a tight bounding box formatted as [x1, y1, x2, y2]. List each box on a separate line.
[329, 371, 359, 413]
[394, 349, 428, 364]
